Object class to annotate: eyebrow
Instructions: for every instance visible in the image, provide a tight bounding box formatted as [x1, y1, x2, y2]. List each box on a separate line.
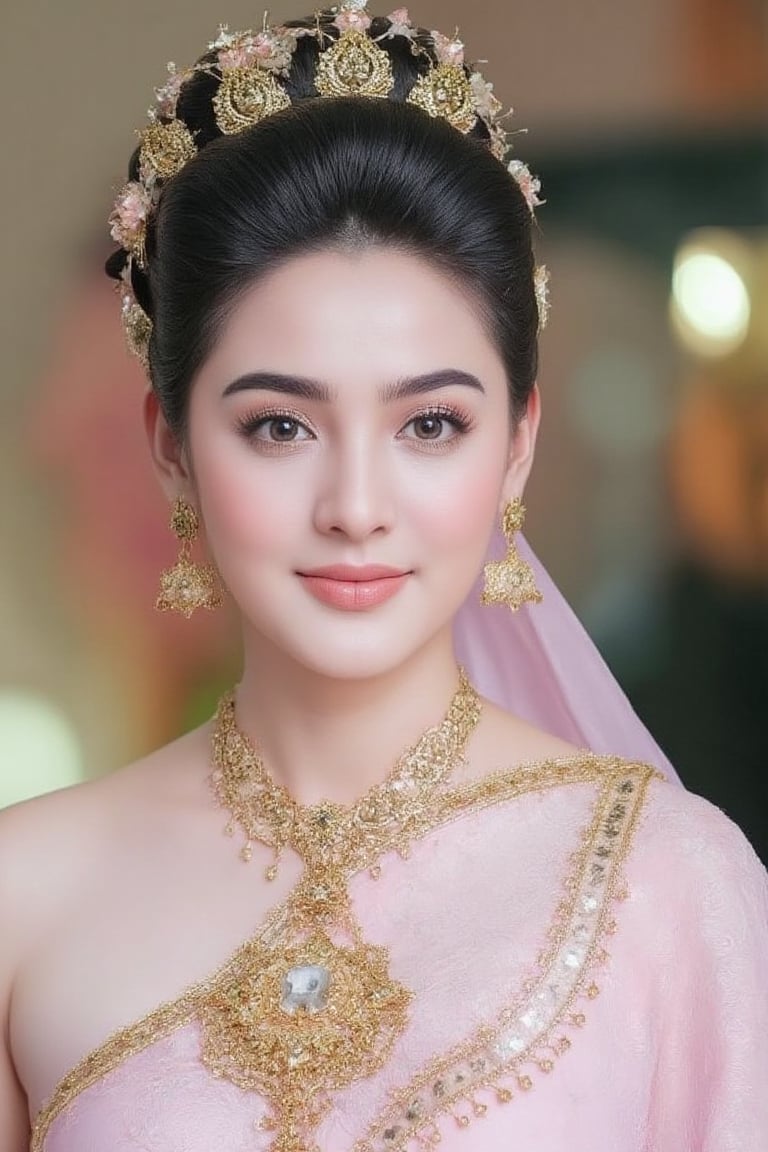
[222, 369, 485, 401]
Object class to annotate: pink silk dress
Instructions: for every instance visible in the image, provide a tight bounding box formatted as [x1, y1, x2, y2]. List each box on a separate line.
[29, 756, 768, 1152]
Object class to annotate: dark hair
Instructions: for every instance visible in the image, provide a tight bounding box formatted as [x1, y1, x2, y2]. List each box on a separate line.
[106, 14, 539, 437]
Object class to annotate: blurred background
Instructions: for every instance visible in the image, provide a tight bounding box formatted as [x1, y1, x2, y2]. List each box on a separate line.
[1, 0, 766, 861]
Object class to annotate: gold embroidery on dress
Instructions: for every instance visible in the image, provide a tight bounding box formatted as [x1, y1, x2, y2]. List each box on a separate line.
[30, 756, 662, 1152]
[202, 672, 480, 1152]
[357, 763, 657, 1150]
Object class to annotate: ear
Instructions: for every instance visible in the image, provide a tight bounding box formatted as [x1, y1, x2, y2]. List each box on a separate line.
[143, 389, 192, 502]
[500, 384, 541, 510]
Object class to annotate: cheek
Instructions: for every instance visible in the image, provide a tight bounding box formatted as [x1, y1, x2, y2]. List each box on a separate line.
[410, 468, 502, 553]
[404, 434, 508, 553]
[189, 425, 301, 562]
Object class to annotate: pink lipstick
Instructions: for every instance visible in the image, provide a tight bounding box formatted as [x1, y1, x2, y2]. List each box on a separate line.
[298, 565, 411, 611]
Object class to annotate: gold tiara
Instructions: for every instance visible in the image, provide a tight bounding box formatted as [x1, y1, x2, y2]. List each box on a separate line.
[109, 3, 549, 368]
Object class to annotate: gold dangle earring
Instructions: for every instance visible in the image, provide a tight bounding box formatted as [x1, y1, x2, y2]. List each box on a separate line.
[155, 497, 223, 618]
[481, 497, 543, 612]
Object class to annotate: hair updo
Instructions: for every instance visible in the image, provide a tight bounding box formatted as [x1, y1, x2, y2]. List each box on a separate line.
[105, 10, 540, 438]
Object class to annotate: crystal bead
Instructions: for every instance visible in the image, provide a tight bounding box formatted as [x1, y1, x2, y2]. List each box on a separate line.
[281, 965, 331, 1015]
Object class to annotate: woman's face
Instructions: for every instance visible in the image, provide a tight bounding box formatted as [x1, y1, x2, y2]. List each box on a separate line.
[152, 247, 539, 680]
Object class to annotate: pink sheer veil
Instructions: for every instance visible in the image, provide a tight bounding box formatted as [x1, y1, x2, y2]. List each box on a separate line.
[453, 532, 683, 785]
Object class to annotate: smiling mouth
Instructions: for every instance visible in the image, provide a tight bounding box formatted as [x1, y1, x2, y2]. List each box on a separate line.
[297, 566, 412, 611]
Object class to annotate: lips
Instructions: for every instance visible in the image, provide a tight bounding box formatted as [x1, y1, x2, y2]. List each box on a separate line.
[297, 565, 411, 610]
[300, 565, 409, 581]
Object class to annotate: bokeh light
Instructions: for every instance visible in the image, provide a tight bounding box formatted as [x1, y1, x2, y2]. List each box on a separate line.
[0, 690, 85, 809]
[671, 232, 751, 358]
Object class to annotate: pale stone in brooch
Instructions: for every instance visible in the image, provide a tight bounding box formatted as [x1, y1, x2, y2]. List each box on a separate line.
[281, 964, 331, 1015]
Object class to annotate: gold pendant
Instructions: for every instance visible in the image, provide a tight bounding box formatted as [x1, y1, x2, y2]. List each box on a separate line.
[204, 669, 481, 1149]
[199, 929, 412, 1152]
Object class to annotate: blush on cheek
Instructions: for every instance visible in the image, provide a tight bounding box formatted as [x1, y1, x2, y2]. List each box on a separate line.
[200, 466, 324, 597]
[410, 466, 503, 551]
[205, 488, 295, 561]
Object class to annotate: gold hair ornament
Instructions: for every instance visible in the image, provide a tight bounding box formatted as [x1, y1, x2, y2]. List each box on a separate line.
[110, 3, 550, 369]
[120, 291, 153, 366]
[213, 66, 292, 134]
[407, 62, 477, 134]
[534, 265, 551, 332]
[138, 118, 197, 181]
[315, 26, 395, 97]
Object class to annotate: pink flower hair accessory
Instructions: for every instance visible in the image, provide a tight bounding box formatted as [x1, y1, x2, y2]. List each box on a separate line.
[469, 72, 501, 121]
[507, 159, 545, 213]
[333, 7, 372, 33]
[385, 8, 414, 38]
[153, 63, 186, 119]
[108, 183, 152, 266]
[431, 30, 465, 66]
[217, 27, 297, 74]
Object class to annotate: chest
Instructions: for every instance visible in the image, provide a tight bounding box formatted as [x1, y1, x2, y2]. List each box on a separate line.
[11, 833, 303, 1115]
[23, 769, 657, 1151]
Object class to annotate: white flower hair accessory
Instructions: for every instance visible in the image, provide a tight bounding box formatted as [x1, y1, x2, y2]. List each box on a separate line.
[110, 3, 551, 369]
[507, 159, 544, 213]
[382, 8, 414, 39]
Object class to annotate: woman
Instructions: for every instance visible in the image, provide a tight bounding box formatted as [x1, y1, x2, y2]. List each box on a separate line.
[2, 6, 767, 1150]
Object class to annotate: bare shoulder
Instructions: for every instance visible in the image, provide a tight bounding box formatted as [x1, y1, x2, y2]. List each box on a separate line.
[0, 723, 210, 953]
[0, 778, 104, 947]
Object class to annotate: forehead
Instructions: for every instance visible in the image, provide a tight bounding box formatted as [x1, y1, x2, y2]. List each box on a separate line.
[201, 247, 506, 390]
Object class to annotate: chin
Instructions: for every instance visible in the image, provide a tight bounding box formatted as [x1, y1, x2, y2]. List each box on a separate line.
[284, 626, 432, 682]
[239, 599, 442, 682]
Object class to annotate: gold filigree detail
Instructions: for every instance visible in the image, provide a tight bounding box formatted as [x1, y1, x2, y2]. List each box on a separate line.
[29, 899, 288, 1152]
[535, 264, 551, 331]
[315, 28, 395, 99]
[155, 498, 223, 617]
[481, 553, 542, 610]
[407, 63, 477, 134]
[213, 66, 291, 134]
[138, 119, 197, 180]
[481, 498, 543, 612]
[155, 556, 222, 617]
[201, 670, 481, 1151]
[210, 668, 482, 875]
[113, 13, 552, 367]
[120, 294, 152, 367]
[199, 930, 411, 1150]
[30, 758, 663, 1152]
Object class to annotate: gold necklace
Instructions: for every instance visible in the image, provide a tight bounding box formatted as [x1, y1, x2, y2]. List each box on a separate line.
[204, 669, 481, 1152]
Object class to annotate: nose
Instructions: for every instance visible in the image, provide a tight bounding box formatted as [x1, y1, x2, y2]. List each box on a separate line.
[312, 436, 394, 542]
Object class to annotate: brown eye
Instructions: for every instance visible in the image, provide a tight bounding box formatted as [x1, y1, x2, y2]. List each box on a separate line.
[238, 411, 315, 444]
[398, 407, 470, 447]
[413, 414, 444, 440]
[269, 417, 301, 441]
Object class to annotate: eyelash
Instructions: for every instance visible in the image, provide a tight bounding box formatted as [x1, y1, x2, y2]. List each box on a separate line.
[235, 404, 475, 449]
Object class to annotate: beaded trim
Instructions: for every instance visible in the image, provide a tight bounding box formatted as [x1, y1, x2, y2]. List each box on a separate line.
[30, 755, 661, 1151]
[357, 763, 654, 1150]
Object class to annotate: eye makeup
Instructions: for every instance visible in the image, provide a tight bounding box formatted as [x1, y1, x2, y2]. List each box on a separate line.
[234, 401, 476, 453]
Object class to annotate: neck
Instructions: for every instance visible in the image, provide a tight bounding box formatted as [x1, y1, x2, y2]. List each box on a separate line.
[232, 629, 466, 806]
